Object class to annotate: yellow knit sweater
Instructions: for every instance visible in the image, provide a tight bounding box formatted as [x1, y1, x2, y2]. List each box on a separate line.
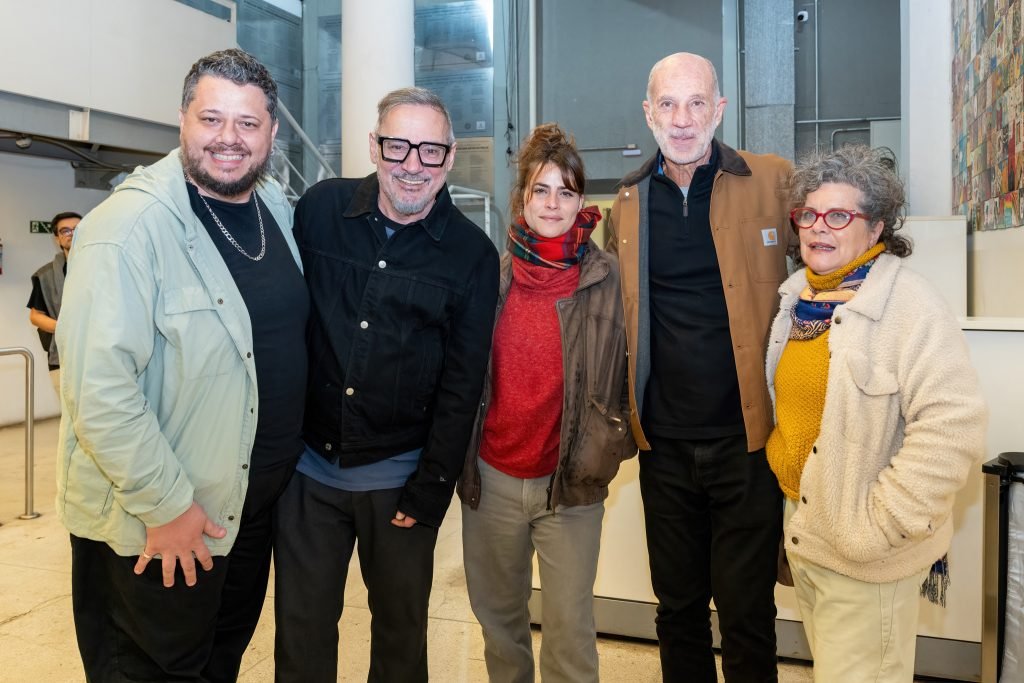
[766, 245, 885, 499]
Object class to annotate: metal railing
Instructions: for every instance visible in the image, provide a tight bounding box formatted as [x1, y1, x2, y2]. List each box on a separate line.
[449, 184, 493, 241]
[0, 347, 39, 520]
[271, 100, 338, 203]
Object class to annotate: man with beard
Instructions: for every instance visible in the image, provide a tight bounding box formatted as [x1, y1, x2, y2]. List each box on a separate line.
[273, 87, 499, 682]
[55, 49, 307, 682]
[605, 53, 794, 682]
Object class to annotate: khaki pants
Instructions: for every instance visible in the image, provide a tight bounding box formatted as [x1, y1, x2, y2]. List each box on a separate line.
[785, 498, 928, 682]
[462, 458, 604, 683]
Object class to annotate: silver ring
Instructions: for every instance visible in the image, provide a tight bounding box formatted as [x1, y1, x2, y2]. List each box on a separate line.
[141, 551, 153, 560]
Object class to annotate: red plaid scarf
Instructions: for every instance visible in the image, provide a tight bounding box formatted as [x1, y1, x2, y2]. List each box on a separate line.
[507, 206, 602, 269]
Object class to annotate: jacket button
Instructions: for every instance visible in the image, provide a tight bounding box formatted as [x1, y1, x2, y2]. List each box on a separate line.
[624, 191, 630, 197]
[834, 316, 842, 324]
[791, 536, 799, 545]
[622, 239, 628, 244]
[246, 352, 252, 358]
[242, 464, 248, 470]
[360, 320, 369, 329]
[812, 446, 817, 454]
[228, 515, 235, 521]
[801, 496, 807, 504]
[378, 260, 387, 268]
[217, 298, 224, 305]
[325, 442, 333, 451]
[345, 387, 355, 396]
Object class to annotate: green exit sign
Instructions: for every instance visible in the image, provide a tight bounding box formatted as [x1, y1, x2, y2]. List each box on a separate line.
[30, 220, 53, 234]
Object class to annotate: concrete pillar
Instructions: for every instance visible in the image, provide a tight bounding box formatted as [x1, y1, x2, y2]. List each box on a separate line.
[340, 0, 415, 176]
[742, 0, 795, 159]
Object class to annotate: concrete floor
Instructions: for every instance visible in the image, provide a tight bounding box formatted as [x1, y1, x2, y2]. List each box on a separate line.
[0, 418, 818, 682]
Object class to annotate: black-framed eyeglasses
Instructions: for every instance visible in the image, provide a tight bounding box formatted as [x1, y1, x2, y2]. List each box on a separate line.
[376, 136, 451, 167]
[57, 227, 76, 237]
[790, 207, 871, 231]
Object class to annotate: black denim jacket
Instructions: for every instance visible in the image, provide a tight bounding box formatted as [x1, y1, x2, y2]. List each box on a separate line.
[295, 174, 499, 526]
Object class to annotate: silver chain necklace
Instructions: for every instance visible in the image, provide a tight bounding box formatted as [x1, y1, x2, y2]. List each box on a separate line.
[187, 175, 266, 261]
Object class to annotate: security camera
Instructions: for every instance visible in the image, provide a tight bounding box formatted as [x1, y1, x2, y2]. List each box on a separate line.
[796, 10, 809, 23]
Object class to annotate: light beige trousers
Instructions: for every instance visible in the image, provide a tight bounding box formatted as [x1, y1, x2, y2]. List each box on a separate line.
[784, 498, 929, 683]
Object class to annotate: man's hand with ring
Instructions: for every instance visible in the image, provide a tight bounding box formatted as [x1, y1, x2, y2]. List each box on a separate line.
[133, 501, 226, 587]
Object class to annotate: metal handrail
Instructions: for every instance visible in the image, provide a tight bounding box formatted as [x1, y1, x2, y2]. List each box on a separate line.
[0, 347, 39, 520]
[449, 184, 493, 241]
[272, 99, 338, 202]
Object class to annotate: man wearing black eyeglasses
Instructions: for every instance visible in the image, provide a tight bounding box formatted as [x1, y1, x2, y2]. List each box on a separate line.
[274, 86, 499, 682]
[27, 210, 81, 396]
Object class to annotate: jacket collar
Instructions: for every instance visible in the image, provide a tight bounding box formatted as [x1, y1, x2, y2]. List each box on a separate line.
[780, 252, 901, 323]
[343, 172, 453, 242]
[113, 148, 292, 243]
[716, 139, 751, 177]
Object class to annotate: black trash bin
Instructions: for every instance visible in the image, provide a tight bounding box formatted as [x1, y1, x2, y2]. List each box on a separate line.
[981, 452, 1024, 682]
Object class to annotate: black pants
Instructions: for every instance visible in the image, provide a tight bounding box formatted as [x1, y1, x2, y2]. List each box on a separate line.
[639, 434, 782, 683]
[273, 472, 439, 683]
[71, 461, 295, 683]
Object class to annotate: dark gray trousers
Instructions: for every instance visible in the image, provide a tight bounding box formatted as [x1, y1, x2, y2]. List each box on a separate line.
[272, 472, 439, 683]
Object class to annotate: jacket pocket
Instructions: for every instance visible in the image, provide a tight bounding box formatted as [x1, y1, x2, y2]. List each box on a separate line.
[740, 217, 789, 284]
[160, 287, 236, 379]
[839, 350, 900, 447]
[566, 398, 633, 488]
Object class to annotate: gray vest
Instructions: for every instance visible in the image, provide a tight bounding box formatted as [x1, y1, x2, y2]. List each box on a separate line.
[32, 251, 66, 367]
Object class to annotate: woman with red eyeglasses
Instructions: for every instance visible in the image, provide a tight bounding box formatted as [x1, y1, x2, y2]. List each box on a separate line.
[765, 145, 986, 682]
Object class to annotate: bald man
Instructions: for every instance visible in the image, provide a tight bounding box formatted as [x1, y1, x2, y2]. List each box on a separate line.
[605, 52, 795, 682]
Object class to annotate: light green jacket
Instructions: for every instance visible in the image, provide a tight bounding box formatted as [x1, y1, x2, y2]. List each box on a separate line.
[55, 149, 299, 556]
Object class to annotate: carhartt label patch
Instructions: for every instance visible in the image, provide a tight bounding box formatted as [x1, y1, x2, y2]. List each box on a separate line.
[761, 228, 778, 246]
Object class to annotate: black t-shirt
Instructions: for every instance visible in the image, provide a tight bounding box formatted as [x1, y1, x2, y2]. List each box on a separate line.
[187, 182, 309, 471]
[642, 142, 745, 440]
[27, 262, 65, 369]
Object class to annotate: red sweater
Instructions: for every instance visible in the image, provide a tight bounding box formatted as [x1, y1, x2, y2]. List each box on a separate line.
[479, 258, 580, 479]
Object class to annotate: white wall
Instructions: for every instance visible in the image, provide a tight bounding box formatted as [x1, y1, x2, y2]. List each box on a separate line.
[0, 154, 109, 426]
[969, 229, 1024, 316]
[0, 0, 236, 128]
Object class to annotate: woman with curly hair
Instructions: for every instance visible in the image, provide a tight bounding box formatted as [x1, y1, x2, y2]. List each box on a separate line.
[766, 144, 986, 681]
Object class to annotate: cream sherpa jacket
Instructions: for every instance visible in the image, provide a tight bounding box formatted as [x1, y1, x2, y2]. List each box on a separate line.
[766, 253, 986, 583]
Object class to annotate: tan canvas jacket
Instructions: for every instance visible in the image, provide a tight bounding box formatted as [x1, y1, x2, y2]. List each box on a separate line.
[605, 141, 794, 452]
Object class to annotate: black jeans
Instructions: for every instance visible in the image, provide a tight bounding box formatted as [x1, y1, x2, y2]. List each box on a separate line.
[639, 434, 782, 683]
[272, 472, 440, 683]
[71, 461, 295, 683]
